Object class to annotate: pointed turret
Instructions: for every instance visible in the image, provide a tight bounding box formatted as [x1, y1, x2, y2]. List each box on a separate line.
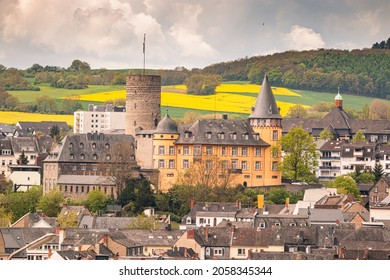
[249, 75, 282, 120]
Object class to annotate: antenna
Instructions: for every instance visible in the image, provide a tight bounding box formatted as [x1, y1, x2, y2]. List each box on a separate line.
[143, 34, 146, 75]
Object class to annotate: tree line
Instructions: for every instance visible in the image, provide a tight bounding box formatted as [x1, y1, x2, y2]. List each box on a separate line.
[202, 49, 390, 99]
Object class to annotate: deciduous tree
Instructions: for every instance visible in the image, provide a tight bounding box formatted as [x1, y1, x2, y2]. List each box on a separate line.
[279, 126, 318, 181]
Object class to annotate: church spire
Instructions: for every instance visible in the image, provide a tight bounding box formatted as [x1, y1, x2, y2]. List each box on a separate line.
[248, 74, 282, 120]
[334, 86, 343, 109]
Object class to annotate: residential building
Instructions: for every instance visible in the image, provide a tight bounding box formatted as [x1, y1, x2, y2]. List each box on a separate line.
[42, 133, 139, 198]
[15, 121, 70, 137]
[74, 104, 126, 134]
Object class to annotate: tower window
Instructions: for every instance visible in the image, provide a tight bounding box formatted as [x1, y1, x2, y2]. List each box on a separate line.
[272, 130, 278, 141]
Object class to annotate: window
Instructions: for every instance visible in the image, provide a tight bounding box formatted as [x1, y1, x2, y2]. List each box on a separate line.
[169, 146, 175, 155]
[169, 160, 175, 169]
[205, 132, 212, 139]
[241, 161, 248, 170]
[231, 133, 237, 140]
[206, 160, 212, 170]
[241, 147, 248, 156]
[221, 146, 227, 156]
[232, 147, 238, 156]
[1, 160, 4, 166]
[79, 143, 84, 149]
[272, 130, 278, 141]
[219, 133, 225, 140]
[238, 249, 246, 255]
[81, 165, 86, 171]
[106, 154, 111, 160]
[92, 143, 96, 149]
[159, 146, 165, 155]
[206, 146, 212, 155]
[105, 143, 110, 149]
[374, 186, 378, 193]
[255, 147, 261, 157]
[384, 135, 388, 143]
[231, 160, 238, 170]
[370, 135, 378, 142]
[183, 146, 190, 155]
[69, 142, 73, 148]
[70, 153, 74, 160]
[194, 145, 201, 156]
[242, 133, 249, 140]
[185, 131, 191, 138]
[159, 159, 165, 169]
[221, 160, 228, 170]
[183, 159, 189, 169]
[80, 154, 85, 160]
[92, 154, 98, 160]
[271, 161, 278, 171]
[213, 249, 223, 256]
[255, 161, 261, 171]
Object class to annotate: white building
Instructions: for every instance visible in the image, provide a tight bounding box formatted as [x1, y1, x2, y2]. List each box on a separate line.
[74, 104, 126, 134]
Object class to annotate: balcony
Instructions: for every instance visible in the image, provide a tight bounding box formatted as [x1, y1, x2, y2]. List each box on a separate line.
[320, 156, 340, 160]
[319, 176, 336, 181]
[319, 166, 340, 170]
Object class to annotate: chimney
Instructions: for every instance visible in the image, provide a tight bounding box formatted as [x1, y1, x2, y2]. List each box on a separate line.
[187, 229, 195, 240]
[205, 225, 210, 242]
[190, 200, 194, 209]
[285, 197, 290, 208]
[103, 234, 108, 246]
[222, 113, 228, 120]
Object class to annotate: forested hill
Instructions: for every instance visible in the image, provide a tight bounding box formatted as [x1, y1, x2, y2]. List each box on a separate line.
[201, 49, 390, 99]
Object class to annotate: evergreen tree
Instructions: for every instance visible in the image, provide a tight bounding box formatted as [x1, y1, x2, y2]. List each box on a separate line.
[17, 151, 29, 165]
[374, 163, 385, 183]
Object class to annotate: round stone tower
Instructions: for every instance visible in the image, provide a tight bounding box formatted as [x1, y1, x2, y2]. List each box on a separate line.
[125, 75, 161, 135]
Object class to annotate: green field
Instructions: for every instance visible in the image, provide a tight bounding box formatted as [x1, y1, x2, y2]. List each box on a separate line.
[3, 83, 389, 124]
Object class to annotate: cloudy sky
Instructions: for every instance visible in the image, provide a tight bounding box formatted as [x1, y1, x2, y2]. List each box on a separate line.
[1, 0, 389, 70]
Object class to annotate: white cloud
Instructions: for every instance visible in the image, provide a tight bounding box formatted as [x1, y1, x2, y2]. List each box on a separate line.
[168, 3, 218, 58]
[284, 25, 325, 51]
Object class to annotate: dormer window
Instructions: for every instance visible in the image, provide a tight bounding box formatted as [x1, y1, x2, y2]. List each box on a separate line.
[92, 154, 98, 160]
[70, 153, 74, 160]
[185, 131, 191, 139]
[205, 132, 212, 139]
[79, 143, 84, 149]
[80, 154, 85, 160]
[242, 133, 249, 140]
[231, 133, 237, 140]
[106, 154, 111, 160]
[69, 142, 73, 148]
[92, 143, 96, 149]
[105, 143, 110, 149]
[219, 133, 225, 140]
[254, 134, 260, 140]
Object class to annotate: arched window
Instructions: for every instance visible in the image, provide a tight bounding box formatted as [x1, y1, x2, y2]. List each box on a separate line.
[80, 154, 85, 160]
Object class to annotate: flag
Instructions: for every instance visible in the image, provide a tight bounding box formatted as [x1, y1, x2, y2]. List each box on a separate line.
[143, 34, 146, 54]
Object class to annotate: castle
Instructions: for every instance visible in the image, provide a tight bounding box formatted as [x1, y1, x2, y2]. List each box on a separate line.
[42, 74, 282, 197]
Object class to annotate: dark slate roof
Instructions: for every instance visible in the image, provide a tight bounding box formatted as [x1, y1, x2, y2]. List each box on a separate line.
[319, 139, 344, 151]
[357, 183, 374, 192]
[44, 133, 137, 163]
[61, 229, 108, 247]
[340, 142, 377, 157]
[195, 226, 233, 247]
[0, 124, 15, 134]
[183, 202, 239, 222]
[320, 107, 352, 130]
[175, 119, 269, 146]
[283, 105, 390, 136]
[16, 121, 70, 136]
[299, 208, 344, 223]
[155, 112, 178, 134]
[231, 228, 269, 247]
[0, 138, 13, 152]
[57, 175, 115, 186]
[55, 249, 98, 260]
[248, 75, 282, 120]
[10, 137, 38, 153]
[120, 229, 184, 247]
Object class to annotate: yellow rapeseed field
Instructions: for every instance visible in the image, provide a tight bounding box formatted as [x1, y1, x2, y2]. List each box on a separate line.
[216, 84, 301, 97]
[75, 83, 302, 116]
[161, 92, 299, 116]
[0, 111, 74, 125]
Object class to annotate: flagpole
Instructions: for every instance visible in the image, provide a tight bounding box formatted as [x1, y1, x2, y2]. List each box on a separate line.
[143, 34, 146, 75]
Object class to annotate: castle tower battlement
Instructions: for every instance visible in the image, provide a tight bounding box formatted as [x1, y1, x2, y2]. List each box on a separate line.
[125, 75, 161, 135]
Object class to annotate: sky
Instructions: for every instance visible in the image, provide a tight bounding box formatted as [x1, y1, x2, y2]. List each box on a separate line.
[0, 0, 389, 70]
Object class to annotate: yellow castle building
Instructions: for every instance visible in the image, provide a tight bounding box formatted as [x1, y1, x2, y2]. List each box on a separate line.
[144, 74, 282, 192]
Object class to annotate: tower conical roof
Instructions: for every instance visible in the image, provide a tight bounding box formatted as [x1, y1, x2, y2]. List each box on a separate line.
[155, 111, 178, 134]
[248, 75, 282, 119]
